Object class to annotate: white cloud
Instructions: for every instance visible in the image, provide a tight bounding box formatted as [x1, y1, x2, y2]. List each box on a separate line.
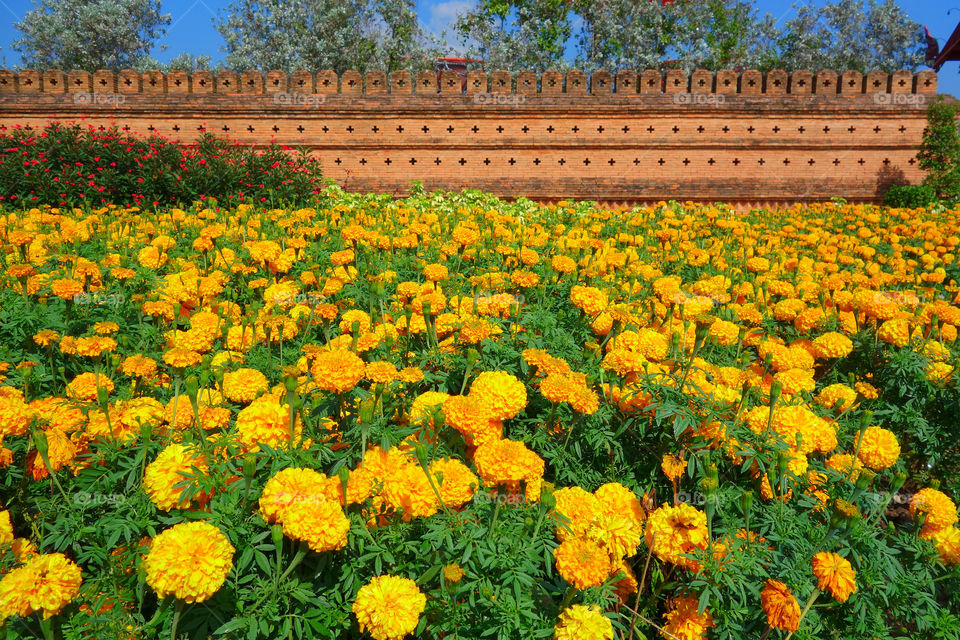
[424, 0, 475, 52]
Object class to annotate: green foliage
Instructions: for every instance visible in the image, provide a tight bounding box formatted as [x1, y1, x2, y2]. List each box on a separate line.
[883, 184, 938, 209]
[918, 97, 960, 201]
[214, 0, 440, 74]
[11, 0, 170, 72]
[0, 122, 325, 208]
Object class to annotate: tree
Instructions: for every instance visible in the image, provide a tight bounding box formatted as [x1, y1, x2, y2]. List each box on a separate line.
[455, 0, 573, 73]
[772, 0, 924, 73]
[574, 0, 765, 73]
[454, 0, 925, 74]
[917, 97, 960, 200]
[12, 0, 170, 71]
[214, 0, 438, 73]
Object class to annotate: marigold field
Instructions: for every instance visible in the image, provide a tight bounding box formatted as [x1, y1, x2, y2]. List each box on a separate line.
[0, 189, 959, 640]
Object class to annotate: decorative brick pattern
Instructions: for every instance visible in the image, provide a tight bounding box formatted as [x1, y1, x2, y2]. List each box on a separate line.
[0, 68, 937, 206]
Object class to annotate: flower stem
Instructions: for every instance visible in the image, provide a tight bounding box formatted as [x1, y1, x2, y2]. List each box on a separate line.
[785, 588, 821, 640]
[169, 599, 184, 640]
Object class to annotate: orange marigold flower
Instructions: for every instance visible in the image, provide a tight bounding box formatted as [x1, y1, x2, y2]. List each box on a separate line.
[162, 348, 201, 369]
[66, 372, 114, 401]
[661, 594, 715, 640]
[812, 552, 858, 602]
[473, 438, 545, 502]
[854, 426, 900, 470]
[812, 332, 854, 359]
[50, 278, 84, 300]
[0, 552, 82, 620]
[644, 503, 709, 571]
[760, 579, 801, 632]
[222, 367, 269, 403]
[553, 537, 612, 589]
[468, 371, 527, 421]
[910, 488, 958, 530]
[311, 349, 365, 393]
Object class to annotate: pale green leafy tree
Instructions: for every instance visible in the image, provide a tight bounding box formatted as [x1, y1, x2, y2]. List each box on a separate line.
[214, 0, 440, 73]
[12, 0, 170, 71]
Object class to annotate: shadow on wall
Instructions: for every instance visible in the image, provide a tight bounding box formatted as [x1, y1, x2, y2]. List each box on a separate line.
[875, 164, 909, 198]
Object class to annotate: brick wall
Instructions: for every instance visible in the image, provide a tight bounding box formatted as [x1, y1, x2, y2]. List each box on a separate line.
[0, 68, 940, 207]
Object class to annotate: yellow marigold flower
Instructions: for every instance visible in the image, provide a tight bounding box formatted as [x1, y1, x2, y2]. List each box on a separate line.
[409, 391, 450, 428]
[816, 383, 858, 411]
[826, 453, 864, 481]
[281, 496, 351, 553]
[554, 604, 613, 640]
[66, 372, 114, 401]
[877, 318, 911, 347]
[760, 579, 800, 632]
[553, 486, 602, 541]
[928, 526, 960, 565]
[661, 594, 715, 640]
[352, 575, 426, 640]
[429, 457, 478, 508]
[570, 285, 608, 316]
[0, 510, 12, 545]
[163, 348, 201, 369]
[441, 395, 502, 447]
[910, 488, 959, 530]
[927, 362, 954, 383]
[644, 503, 709, 571]
[0, 553, 82, 621]
[236, 397, 302, 452]
[50, 278, 83, 300]
[708, 319, 740, 346]
[222, 367, 269, 403]
[812, 332, 854, 359]
[423, 263, 449, 282]
[661, 453, 687, 483]
[443, 563, 465, 583]
[568, 384, 599, 415]
[553, 537, 613, 589]
[143, 444, 209, 511]
[850, 377, 877, 399]
[144, 521, 234, 603]
[473, 438, 545, 502]
[854, 426, 900, 470]
[587, 512, 642, 561]
[468, 371, 527, 421]
[812, 552, 858, 602]
[93, 321, 119, 335]
[366, 361, 399, 384]
[594, 482, 645, 525]
[382, 464, 441, 520]
[552, 255, 577, 274]
[259, 467, 333, 523]
[32, 330, 59, 347]
[0, 393, 31, 439]
[121, 354, 158, 378]
[311, 349, 365, 393]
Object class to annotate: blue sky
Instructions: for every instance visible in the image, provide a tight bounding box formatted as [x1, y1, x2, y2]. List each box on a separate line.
[0, 0, 958, 96]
